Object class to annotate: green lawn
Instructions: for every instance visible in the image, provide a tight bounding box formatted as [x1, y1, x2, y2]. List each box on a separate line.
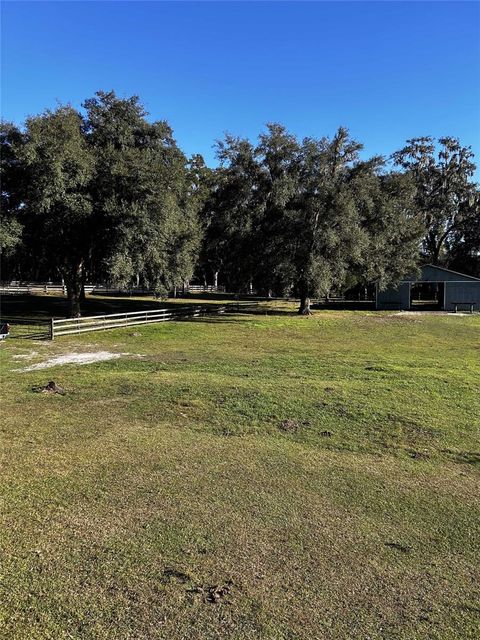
[1, 301, 479, 639]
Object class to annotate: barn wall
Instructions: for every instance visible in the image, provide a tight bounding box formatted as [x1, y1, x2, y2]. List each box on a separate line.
[376, 283, 410, 310]
[444, 282, 480, 311]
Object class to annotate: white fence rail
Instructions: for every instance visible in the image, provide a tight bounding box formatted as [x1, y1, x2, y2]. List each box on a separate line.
[50, 302, 253, 339]
[0, 283, 96, 295]
[90, 285, 225, 295]
[88, 287, 155, 296]
[1, 282, 224, 296]
[186, 285, 225, 293]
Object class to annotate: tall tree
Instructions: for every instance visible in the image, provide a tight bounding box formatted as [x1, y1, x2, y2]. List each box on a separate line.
[348, 162, 423, 287]
[200, 125, 424, 312]
[446, 190, 480, 277]
[291, 128, 367, 313]
[16, 106, 94, 316]
[1, 91, 203, 316]
[0, 123, 24, 262]
[198, 135, 262, 291]
[392, 136, 479, 265]
[84, 91, 202, 298]
[254, 125, 368, 313]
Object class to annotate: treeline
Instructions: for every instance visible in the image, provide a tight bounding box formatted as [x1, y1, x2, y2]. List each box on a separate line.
[1, 91, 479, 315]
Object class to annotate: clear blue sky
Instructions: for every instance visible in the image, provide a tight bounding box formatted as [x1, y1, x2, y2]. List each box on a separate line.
[2, 1, 479, 175]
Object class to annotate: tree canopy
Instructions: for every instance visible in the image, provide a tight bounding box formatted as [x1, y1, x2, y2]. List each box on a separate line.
[1, 92, 204, 316]
[199, 125, 426, 312]
[1, 91, 479, 315]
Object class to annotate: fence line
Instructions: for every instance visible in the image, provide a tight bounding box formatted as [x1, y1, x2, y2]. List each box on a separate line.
[50, 302, 254, 339]
[0, 283, 96, 295]
[89, 285, 225, 295]
[0, 282, 224, 296]
[186, 285, 226, 293]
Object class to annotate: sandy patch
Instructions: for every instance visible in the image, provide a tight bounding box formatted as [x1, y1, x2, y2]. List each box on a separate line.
[17, 351, 129, 372]
[12, 351, 39, 360]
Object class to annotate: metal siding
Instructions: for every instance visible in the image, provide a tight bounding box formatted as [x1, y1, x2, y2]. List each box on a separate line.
[400, 283, 411, 309]
[444, 282, 480, 311]
[376, 283, 411, 310]
[420, 266, 474, 282]
[401, 265, 480, 283]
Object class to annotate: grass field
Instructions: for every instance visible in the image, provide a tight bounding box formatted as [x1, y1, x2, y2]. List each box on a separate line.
[1, 298, 479, 639]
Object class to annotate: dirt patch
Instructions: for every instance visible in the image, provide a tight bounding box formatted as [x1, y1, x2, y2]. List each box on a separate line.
[32, 381, 66, 395]
[385, 542, 413, 553]
[191, 581, 234, 604]
[279, 419, 300, 432]
[17, 351, 129, 372]
[279, 419, 311, 432]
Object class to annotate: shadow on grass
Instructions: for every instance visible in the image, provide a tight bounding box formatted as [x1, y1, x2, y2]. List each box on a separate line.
[187, 315, 252, 325]
[313, 300, 375, 311]
[442, 449, 480, 466]
[0, 293, 328, 339]
[10, 329, 51, 340]
[1, 295, 264, 338]
[0, 294, 230, 322]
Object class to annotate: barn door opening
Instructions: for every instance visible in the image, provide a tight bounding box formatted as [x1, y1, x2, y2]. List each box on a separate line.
[410, 282, 444, 310]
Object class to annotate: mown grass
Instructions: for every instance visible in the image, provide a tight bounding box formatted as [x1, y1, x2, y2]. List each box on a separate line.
[1, 302, 479, 639]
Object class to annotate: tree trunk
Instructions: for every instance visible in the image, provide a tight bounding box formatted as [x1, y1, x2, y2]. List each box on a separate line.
[432, 242, 443, 266]
[213, 270, 219, 289]
[64, 259, 84, 318]
[67, 286, 81, 318]
[79, 264, 87, 303]
[298, 279, 312, 315]
[298, 296, 312, 315]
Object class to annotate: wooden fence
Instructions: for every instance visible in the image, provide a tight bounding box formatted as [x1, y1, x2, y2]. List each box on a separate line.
[1, 316, 52, 340]
[0, 282, 224, 296]
[50, 302, 254, 339]
[89, 285, 225, 295]
[0, 283, 96, 295]
[186, 285, 225, 293]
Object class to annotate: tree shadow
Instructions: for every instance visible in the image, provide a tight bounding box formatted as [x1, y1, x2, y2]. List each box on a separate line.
[0, 294, 227, 323]
[185, 314, 252, 325]
[313, 300, 375, 311]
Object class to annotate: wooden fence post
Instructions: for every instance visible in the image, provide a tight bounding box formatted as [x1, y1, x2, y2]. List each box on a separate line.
[50, 318, 54, 340]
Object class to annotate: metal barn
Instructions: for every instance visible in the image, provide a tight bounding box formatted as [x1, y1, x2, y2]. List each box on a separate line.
[375, 264, 480, 312]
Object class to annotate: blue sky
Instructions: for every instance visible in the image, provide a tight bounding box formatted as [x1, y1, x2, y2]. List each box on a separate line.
[2, 1, 479, 175]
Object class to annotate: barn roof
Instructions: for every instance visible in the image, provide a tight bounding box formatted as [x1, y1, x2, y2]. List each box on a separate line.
[400, 264, 480, 283]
